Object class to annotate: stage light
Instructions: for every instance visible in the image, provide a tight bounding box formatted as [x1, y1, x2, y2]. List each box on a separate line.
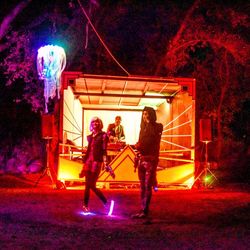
[139, 92, 166, 107]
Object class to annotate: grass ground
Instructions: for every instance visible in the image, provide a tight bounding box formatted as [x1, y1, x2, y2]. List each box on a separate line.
[0, 174, 249, 250]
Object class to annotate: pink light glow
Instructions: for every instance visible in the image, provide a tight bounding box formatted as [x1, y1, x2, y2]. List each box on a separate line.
[108, 200, 115, 216]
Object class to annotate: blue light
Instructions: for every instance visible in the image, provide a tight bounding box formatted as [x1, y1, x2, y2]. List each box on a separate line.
[37, 44, 66, 113]
[79, 211, 96, 216]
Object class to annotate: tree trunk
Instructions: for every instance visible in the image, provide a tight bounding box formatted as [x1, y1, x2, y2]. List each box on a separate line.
[216, 52, 230, 163]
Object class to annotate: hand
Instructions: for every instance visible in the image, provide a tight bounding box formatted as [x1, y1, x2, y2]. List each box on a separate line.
[105, 165, 115, 179]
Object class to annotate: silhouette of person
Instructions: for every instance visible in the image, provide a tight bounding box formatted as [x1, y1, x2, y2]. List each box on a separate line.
[107, 116, 125, 143]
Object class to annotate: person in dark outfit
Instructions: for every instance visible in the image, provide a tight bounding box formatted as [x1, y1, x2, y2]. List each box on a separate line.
[133, 107, 163, 218]
[80, 117, 111, 213]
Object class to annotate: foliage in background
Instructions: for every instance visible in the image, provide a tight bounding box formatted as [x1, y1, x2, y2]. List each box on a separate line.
[156, 0, 249, 179]
[1, 31, 44, 112]
[0, 0, 249, 181]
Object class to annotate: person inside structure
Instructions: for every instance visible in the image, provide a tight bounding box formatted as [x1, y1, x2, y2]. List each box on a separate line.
[107, 116, 125, 143]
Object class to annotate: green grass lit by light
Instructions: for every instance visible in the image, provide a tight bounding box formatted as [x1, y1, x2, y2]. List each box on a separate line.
[204, 175, 211, 183]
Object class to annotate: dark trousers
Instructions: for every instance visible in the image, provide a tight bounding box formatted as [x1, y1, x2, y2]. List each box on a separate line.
[138, 160, 156, 214]
[84, 170, 107, 206]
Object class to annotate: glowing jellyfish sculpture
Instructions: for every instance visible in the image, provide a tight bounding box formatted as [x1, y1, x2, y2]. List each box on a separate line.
[37, 45, 66, 113]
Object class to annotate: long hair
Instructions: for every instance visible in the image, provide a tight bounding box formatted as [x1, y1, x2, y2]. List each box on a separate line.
[140, 106, 157, 128]
[89, 117, 103, 131]
[143, 106, 156, 123]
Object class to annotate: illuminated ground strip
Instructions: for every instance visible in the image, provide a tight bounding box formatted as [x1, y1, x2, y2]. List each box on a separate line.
[108, 200, 115, 216]
[82, 211, 96, 216]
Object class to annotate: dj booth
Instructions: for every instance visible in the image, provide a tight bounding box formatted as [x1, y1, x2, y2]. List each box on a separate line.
[58, 143, 138, 188]
[55, 72, 196, 189]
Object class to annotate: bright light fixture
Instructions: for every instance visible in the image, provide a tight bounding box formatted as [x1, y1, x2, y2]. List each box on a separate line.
[139, 92, 166, 107]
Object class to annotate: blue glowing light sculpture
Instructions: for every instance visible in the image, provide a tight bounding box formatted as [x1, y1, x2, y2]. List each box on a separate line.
[37, 45, 66, 113]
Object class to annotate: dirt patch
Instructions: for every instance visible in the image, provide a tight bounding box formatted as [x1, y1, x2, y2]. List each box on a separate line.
[0, 174, 250, 249]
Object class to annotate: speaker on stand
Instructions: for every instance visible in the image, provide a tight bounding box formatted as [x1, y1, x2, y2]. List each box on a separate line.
[35, 114, 57, 188]
[199, 118, 212, 142]
[193, 119, 217, 188]
[41, 114, 54, 139]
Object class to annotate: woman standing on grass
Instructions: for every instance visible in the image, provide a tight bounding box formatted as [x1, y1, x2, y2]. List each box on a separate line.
[80, 117, 113, 213]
